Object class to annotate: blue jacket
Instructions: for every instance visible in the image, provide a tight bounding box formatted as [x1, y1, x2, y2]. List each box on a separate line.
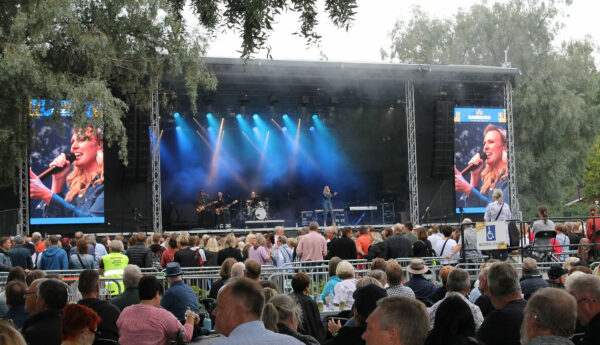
[320, 275, 342, 301]
[160, 280, 199, 323]
[39, 246, 69, 270]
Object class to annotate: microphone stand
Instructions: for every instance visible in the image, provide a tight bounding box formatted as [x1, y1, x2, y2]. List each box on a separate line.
[421, 180, 447, 224]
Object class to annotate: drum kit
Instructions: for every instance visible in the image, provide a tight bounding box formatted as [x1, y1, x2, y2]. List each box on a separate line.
[245, 199, 270, 220]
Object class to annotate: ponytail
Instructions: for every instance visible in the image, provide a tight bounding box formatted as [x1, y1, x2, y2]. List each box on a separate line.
[538, 205, 549, 224]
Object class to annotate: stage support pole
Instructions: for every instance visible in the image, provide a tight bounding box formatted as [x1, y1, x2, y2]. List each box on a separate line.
[405, 80, 419, 224]
[17, 155, 29, 236]
[150, 88, 163, 233]
[504, 80, 520, 219]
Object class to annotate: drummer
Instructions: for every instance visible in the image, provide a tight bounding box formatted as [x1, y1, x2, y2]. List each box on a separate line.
[247, 191, 261, 208]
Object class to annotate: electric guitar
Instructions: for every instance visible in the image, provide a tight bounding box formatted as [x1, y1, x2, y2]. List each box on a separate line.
[196, 201, 217, 213]
[215, 200, 238, 215]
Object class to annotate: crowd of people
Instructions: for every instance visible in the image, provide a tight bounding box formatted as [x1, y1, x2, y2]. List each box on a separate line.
[0, 216, 600, 345]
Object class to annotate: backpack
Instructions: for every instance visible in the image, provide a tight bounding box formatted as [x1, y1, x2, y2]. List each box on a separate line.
[152, 247, 165, 271]
[192, 248, 204, 267]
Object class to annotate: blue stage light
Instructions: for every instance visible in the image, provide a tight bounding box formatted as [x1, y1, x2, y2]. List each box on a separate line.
[208, 126, 213, 131]
[282, 114, 289, 119]
[282, 127, 288, 132]
[175, 126, 181, 131]
[309, 126, 315, 131]
[173, 112, 180, 118]
[236, 113, 242, 119]
[207, 113, 213, 118]
[253, 126, 258, 132]
[253, 114, 259, 119]
[312, 114, 318, 119]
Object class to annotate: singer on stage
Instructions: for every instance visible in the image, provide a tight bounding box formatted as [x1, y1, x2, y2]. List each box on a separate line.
[322, 186, 337, 226]
[455, 124, 508, 207]
[29, 126, 104, 218]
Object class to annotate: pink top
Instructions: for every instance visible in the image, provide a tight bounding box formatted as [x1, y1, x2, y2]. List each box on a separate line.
[296, 231, 327, 261]
[117, 304, 193, 345]
[248, 245, 270, 265]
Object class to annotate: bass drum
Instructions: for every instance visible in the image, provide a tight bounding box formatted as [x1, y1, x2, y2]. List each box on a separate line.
[254, 207, 267, 220]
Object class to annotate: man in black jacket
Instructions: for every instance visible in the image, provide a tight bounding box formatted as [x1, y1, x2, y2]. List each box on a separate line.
[77, 269, 120, 344]
[7, 235, 33, 270]
[291, 272, 325, 342]
[327, 227, 357, 260]
[519, 258, 549, 300]
[567, 274, 600, 345]
[386, 224, 413, 259]
[22, 278, 68, 345]
[125, 232, 152, 268]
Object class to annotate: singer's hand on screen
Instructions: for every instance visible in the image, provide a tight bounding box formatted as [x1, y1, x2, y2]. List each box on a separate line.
[29, 169, 52, 205]
[454, 166, 472, 195]
[49, 153, 71, 181]
[467, 152, 484, 174]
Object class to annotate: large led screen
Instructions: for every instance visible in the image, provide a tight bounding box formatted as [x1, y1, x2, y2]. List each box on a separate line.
[29, 100, 105, 225]
[454, 108, 508, 213]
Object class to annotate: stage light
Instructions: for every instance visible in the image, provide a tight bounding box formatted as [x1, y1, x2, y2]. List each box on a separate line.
[253, 126, 258, 132]
[208, 126, 213, 131]
[309, 126, 315, 131]
[173, 112, 180, 118]
[312, 114, 318, 119]
[282, 127, 287, 132]
[236, 113, 242, 119]
[253, 114, 259, 119]
[175, 126, 181, 131]
[207, 113, 213, 118]
[282, 114, 289, 119]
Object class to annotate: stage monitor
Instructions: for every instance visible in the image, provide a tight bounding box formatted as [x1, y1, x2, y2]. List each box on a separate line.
[454, 107, 508, 214]
[29, 99, 105, 225]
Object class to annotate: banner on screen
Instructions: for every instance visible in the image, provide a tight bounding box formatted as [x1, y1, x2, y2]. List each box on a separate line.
[454, 108, 508, 213]
[29, 99, 104, 225]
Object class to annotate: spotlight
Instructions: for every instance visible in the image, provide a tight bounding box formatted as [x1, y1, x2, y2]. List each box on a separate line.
[282, 127, 288, 132]
[312, 114, 318, 119]
[208, 126, 213, 131]
[282, 114, 289, 119]
[175, 126, 181, 131]
[206, 113, 213, 118]
[253, 114, 259, 119]
[236, 113, 242, 119]
[173, 112, 180, 118]
[309, 126, 315, 131]
[253, 126, 258, 132]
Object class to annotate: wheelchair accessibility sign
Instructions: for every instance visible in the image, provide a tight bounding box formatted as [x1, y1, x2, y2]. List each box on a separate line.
[476, 221, 508, 250]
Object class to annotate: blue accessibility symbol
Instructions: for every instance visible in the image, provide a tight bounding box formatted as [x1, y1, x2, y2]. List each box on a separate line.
[486, 225, 496, 241]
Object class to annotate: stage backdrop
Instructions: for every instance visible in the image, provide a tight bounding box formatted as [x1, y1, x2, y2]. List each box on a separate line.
[454, 108, 508, 213]
[29, 99, 105, 225]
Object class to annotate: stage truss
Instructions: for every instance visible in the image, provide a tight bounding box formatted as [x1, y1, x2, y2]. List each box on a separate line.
[150, 88, 163, 233]
[405, 80, 419, 224]
[504, 80, 520, 219]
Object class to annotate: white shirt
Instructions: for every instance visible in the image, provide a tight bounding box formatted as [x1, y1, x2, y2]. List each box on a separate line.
[434, 238, 458, 264]
[333, 279, 357, 308]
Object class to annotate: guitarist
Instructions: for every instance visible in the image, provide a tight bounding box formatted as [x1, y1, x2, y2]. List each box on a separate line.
[214, 192, 238, 229]
[195, 190, 212, 228]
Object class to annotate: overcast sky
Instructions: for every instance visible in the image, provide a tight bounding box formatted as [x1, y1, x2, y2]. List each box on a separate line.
[186, 0, 599, 65]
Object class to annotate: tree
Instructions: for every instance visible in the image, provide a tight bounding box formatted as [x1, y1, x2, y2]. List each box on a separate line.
[0, 0, 357, 188]
[583, 137, 600, 201]
[383, 0, 600, 215]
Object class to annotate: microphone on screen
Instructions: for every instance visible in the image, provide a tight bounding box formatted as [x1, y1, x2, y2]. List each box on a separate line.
[37, 152, 76, 180]
[460, 152, 487, 175]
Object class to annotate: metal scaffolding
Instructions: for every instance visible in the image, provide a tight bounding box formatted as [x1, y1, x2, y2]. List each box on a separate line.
[405, 80, 419, 224]
[504, 80, 520, 219]
[150, 89, 163, 232]
[18, 156, 29, 235]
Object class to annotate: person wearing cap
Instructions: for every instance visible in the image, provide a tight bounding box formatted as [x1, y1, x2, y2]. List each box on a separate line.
[404, 258, 437, 303]
[324, 284, 387, 345]
[161, 262, 200, 324]
[547, 265, 568, 288]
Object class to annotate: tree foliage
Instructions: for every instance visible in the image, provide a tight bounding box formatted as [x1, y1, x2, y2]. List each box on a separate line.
[383, 0, 600, 214]
[584, 137, 600, 201]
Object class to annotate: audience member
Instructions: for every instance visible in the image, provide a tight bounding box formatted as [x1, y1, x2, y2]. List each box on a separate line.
[125, 233, 152, 268]
[451, 218, 481, 259]
[0, 237, 13, 270]
[149, 233, 165, 269]
[412, 227, 434, 258]
[160, 237, 178, 268]
[117, 275, 199, 345]
[77, 269, 120, 344]
[477, 262, 526, 345]
[231, 262, 246, 278]
[430, 265, 454, 303]
[247, 234, 271, 265]
[291, 272, 325, 342]
[0, 319, 27, 345]
[327, 227, 358, 260]
[0, 281, 29, 330]
[262, 294, 319, 345]
[320, 257, 342, 301]
[362, 296, 429, 345]
[205, 237, 219, 266]
[427, 225, 442, 250]
[367, 270, 387, 288]
[70, 238, 97, 269]
[212, 278, 303, 345]
[520, 258, 549, 300]
[110, 264, 141, 311]
[22, 278, 68, 345]
[244, 259, 262, 281]
[275, 235, 293, 267]
[384, 262, 415, 298]
[387, 224, 413, 259]
[355, 226, 372, 259]
[210, 258, 238, 299]
[38, 235, 68, 270]
[333, 261, 357, 308]
[566, 274, 600, 345]
[520, 287, 577, 345]
[428, 268, 483, 330]
[547, 265, 568, 289]
[425, 296, 478, 345]
[161, 262, 200, 324]
[404, 258, 437, 304]
[364, 231, 388, 260]
[403, 222, 417, 245]
[434, 226, 458, 264]
[7, 236, 33, 270]
[60, 304, 101, 345]
[174, 235, 202, 267]
[218, 234, 243, 265]
[296, 222, 327, 261]
[0, 267, 25, 315]
[98, 240, 128, 295]
[474, 266, 495, 317]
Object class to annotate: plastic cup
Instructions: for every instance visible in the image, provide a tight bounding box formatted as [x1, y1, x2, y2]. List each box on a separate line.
[317, 300, 323, 311]
[339, 300, 346, 311]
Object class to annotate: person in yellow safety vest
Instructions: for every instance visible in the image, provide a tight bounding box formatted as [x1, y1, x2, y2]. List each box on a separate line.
[98, 239, 128, 295]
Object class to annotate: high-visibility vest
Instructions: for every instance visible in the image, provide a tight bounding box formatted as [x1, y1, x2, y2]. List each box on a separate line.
[102, 253, 128, 295]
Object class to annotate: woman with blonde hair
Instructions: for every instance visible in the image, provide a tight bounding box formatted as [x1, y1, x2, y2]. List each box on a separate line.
[322, 186, 338, 227]
[204, 237, 219, 266]
[0, 320, 27, 345]
[30, 125, 104, 218]
[217, 233, 243, 265]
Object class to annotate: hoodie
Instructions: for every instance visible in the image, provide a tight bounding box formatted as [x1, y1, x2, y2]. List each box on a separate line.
[38, 246, 69, 270]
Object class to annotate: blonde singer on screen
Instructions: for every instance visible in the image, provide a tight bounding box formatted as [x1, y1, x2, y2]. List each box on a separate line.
[454, 124, 508, 206]
[29, 125, 104, 218]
